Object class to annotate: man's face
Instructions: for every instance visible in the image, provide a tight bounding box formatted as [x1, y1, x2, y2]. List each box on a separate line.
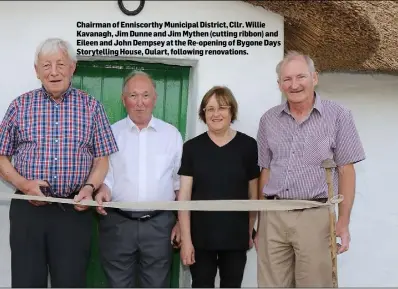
[278, 56, 318, 104]
[122, 75, 157, 125]
[35, 49, 76, 99]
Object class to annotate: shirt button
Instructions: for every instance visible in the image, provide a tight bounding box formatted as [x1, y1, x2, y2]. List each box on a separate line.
[54, 157, 58, 161]
[54, 139, 58, 143]
[55, 122, 58, 125]
[53, 176, 57, 179]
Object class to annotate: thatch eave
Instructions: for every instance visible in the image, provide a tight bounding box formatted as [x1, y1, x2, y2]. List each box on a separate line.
[244, 0, 398, 74]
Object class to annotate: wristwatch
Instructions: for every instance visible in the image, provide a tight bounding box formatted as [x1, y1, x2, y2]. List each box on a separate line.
[83, 183, 96, 193]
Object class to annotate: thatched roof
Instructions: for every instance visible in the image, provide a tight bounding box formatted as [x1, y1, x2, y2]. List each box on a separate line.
[244, 0, 398, 73]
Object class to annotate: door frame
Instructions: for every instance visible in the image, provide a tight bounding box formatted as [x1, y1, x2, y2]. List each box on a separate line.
[76, 55, 200, 141]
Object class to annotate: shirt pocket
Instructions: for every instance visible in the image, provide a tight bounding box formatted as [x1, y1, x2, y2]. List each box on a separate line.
[154, 154, 173, 180]
[18, 123, 48, 145]
[63, 111, 93, 146]
[301, 133, 334, 167]
[268, 135, 294, 162]
[73, 127, 92, 146]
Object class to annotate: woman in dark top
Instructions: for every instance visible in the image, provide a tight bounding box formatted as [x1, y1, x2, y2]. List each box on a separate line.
[178, 86, 260, 288]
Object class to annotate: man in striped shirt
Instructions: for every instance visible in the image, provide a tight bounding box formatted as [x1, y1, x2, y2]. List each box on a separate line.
[255, 51, 365, 287]
[0, 38, 118, 287]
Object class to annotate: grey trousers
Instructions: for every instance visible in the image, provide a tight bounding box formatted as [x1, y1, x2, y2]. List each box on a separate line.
[98, 210, 176, 288]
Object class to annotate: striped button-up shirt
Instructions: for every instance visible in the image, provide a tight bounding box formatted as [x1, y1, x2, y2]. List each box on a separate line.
[0, 85, 119, 197]
[257, 93, 365, 200]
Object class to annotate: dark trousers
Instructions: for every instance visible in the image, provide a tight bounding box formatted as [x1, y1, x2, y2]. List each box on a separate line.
[190, 249, 247, 288]
[9, 198, 94, 288]
[98, 210, 176, 288]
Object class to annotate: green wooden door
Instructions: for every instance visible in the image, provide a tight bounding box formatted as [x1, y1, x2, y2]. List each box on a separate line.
[71, 60, 190, 288]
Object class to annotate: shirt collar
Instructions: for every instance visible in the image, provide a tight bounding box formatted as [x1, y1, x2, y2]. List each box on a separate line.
[126, 115, 158, 131]
[279, 91, 323, 116]
[40, 82, 73, 102]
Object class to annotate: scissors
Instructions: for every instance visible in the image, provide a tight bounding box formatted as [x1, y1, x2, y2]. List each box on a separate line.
[39, 180, 66, 211]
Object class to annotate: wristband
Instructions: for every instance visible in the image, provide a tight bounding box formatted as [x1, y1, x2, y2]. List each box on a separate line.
[83, 183, 96, 193]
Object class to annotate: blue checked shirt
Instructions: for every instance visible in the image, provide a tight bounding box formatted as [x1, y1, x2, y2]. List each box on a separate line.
[0, 85, 119, 197]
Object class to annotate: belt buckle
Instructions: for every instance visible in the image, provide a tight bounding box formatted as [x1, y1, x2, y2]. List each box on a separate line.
[139, 214, 151, 221]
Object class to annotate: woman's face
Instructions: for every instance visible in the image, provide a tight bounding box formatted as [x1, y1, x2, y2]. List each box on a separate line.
[204, 94, 232, 132]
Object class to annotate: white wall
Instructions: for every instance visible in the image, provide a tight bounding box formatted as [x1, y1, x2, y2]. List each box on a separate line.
[0, 1, 284, 287]
[318, 73, 398, 287]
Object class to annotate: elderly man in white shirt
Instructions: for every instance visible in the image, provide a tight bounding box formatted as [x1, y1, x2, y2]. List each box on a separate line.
[94, 71, 183, 288]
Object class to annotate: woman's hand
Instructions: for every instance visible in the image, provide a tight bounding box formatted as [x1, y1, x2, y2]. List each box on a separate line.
[180, 241, 195, 266]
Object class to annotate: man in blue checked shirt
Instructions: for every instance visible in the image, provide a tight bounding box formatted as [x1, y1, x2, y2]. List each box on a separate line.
[0, 38, 118, 288]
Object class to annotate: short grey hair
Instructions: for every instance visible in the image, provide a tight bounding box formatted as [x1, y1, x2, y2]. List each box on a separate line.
[34, 38, 77, 65]
[123, 71, 157, 92]
[276, 50, 316, 80]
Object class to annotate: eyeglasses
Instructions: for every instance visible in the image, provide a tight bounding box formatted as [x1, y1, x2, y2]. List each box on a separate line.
[203, 106, 231, 114]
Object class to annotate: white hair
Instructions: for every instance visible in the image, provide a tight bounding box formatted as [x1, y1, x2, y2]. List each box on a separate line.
[276, 50, 316, 80]
[123, 71, 157, 91]
[34, 38, 77, 65]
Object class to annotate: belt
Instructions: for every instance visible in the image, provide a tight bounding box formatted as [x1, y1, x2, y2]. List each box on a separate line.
[265, 195, 328, 203]
[113, 208, 164, 221]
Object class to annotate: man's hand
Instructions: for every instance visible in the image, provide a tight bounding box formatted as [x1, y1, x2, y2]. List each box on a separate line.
[73, 186, 94, 211]
[20, 179, 49, 206]
[336, 219, 350, 254]
[171, 221, 181, 248]
[95, 189, 111, 215]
